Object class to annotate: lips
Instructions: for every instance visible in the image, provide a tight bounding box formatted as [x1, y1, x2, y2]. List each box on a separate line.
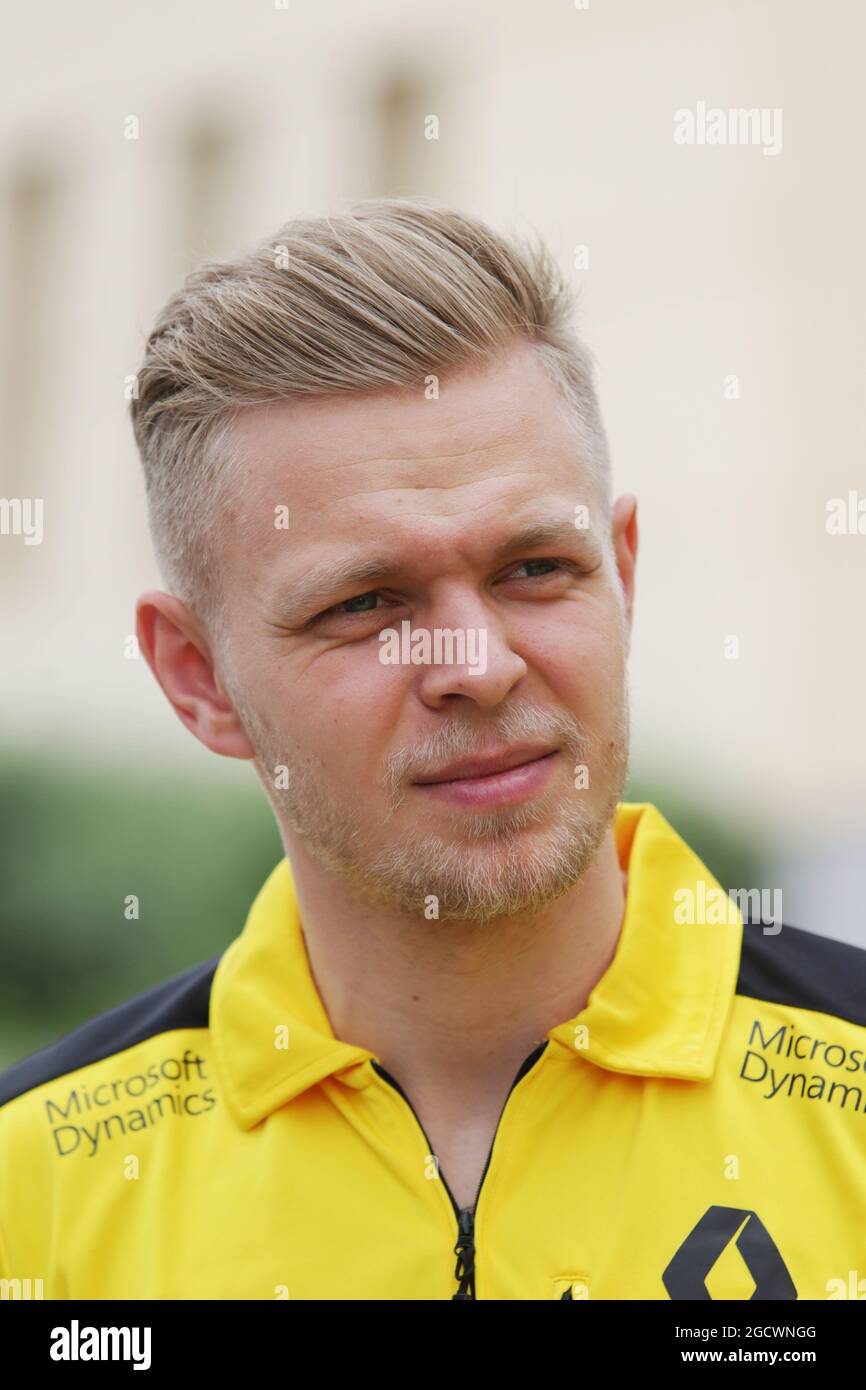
[412, 745, 557, 785]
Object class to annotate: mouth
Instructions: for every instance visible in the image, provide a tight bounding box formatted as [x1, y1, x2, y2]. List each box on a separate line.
[413, 744, 559, 785]
[411, 747, 560, 809]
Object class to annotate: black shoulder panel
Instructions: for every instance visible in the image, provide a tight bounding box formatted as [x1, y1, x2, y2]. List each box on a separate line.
[736, 921, 866, 1029]
[0, 954, 221, 1109]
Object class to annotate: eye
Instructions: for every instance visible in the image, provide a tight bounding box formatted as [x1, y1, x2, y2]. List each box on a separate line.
[497, 553, 586, 581]
[501, 558, 572, 582]
[317, 590, 393, 620]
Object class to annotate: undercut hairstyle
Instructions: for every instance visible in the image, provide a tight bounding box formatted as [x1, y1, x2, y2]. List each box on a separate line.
[129, 196, 612, 644]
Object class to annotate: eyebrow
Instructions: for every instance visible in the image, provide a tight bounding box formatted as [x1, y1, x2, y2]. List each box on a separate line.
[267, 515, 602, 626]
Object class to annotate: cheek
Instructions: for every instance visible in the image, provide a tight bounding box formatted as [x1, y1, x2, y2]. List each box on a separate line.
[530, 603, 624, 704]
[282, 648, 406, 769]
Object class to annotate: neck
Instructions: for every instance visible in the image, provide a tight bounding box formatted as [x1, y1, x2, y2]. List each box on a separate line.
[282, 828, 627, 1103]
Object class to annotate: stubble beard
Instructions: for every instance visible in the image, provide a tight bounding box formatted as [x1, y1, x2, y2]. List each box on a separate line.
[233, 678, 631, 926]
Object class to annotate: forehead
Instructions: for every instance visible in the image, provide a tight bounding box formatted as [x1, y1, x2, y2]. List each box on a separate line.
[222, 339, 599, 591]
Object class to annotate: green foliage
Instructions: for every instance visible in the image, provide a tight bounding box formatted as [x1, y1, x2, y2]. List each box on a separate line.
[624, 774, 764, 893]
[0, 752, 281, 1069]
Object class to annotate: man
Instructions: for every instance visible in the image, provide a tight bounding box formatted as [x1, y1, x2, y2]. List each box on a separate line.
[1, 198, 865, 1301]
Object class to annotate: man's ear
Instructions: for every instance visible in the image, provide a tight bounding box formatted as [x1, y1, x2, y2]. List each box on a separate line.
[610, 493, 638, 639]
[136, 590, 256, 759]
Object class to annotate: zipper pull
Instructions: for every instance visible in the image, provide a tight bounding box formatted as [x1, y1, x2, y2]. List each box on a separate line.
[452, 1207, 476, 1299]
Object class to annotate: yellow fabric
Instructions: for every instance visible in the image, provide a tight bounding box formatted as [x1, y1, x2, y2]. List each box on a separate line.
[2, 801, 865, 1299]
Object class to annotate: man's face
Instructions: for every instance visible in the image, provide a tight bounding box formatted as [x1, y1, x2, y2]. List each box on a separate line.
[217, 338, 634, 922]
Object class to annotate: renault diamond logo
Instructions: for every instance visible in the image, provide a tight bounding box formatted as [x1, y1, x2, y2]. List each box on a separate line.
[663, 1205, 797, 1300]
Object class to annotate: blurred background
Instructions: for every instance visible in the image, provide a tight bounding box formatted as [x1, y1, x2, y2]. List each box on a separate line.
[1, 0, 864, 1068]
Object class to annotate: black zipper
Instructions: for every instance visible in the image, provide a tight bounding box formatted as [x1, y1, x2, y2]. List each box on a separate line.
[371, 1039, 548, 1299]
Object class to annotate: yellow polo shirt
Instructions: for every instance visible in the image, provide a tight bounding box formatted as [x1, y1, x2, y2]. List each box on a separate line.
[2, 802, 865, 1300]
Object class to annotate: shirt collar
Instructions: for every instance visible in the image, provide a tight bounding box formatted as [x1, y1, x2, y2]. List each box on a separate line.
[546, 802, 743, 1080]
[212, 802, 743, 1130]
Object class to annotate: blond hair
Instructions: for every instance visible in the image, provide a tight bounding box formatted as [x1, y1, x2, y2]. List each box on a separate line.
[129, 196, 611, 639]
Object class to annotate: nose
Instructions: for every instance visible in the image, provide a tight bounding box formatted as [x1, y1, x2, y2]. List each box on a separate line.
[411, 596, 528, 711]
